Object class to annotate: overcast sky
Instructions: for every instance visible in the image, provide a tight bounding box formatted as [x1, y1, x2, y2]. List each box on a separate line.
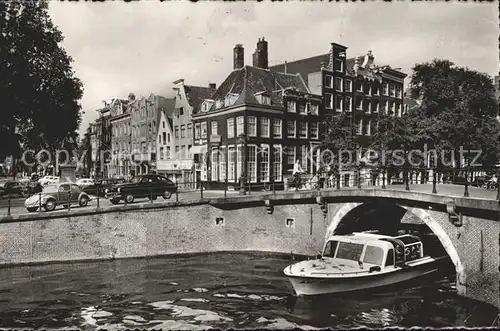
[48, 2, 497, 133]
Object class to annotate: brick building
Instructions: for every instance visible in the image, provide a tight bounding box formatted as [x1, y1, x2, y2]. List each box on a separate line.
[192, 39, 323, 191]
[270, 42, 407, 186]
[108, 96, 131, 178]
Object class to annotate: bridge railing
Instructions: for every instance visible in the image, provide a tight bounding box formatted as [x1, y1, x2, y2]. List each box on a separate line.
[1, 166, 499, 217]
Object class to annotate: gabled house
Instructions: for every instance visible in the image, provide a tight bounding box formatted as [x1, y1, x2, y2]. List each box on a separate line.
[155, 97, 176, 176]
[192, 39, 323, 191]
[171, 79, 216, 188]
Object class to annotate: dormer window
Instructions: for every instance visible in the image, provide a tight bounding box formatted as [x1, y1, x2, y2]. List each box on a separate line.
[215, 100, 223, 109]
[202, 100, 214, 112]
[224, 93, 238, 107]
[255, 92, 271, 105]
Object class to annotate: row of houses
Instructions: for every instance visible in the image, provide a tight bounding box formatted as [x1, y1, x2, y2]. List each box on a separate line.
[87, 38, 415, 190]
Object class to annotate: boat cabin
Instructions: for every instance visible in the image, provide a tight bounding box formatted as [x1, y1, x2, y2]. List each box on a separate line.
[322, 232, 425, 270]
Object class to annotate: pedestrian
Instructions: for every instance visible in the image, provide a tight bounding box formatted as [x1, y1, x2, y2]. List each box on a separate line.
[292, 160, 305, 191]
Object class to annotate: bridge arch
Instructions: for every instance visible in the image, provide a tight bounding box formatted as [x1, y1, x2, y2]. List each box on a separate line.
[325, 202, 465, 294]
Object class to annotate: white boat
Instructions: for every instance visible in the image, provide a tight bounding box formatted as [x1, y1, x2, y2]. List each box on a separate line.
[284, 231, 447, 296]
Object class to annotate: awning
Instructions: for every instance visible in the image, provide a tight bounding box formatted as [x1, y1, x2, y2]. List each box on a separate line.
[189, 145, 207, 154]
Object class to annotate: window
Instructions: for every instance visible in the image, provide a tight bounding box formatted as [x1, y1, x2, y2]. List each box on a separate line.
[300, 145, 308, 172]
[335, 96, 343, 112]
[211, 121, 218, 136]
[367, 85, 372, 96]
[236, 116, 244, 135]
[396, 85, 402, 98]
[247, 145, 257, 182]
[168, 133, 170, 143]
[373, 85, 379, 96]
[166, 146, 170, 159]
[201, 122, 207, 139]
[398, 103, 402, 117]
[162, 132, 166, 144]
[287, 120, 296, 138]
[287, 146, 296, 165]
[389, 83, 395, 97]
[175, 126, 179, 138]
[391, 101, 396, 115]
[219, 146, 226, 181]
[308, 103, 319, 115]
[372, 100, 379, 113]
[159, 147, 164, 160]
[236, 145, 243, 180]
[175, 146, 179, 158]
[260, 144, 270, 182]
[259, 95, 271, 105]
[384, 100, 389, 114]
[228, 146, 235, 181]
[345, 79, 352, 92]
[273, 119, 282, 138]
[325, 75, 333, 88]
[358, 119, 363, 135]
[247, 116, 257, 136]
[181, 145, 186, 159]
[299, 122, 308, 138]
[260, 117, 270, 137]
[345, 96, 352, 112]
[310, 122, 319, 139]
[180, 107, 184, 116]
[273, 145, 282, 181]
[385, 249, 395, 266]
[363, 245, 384, 266]
[187, 123, 192, 138]
[383, 83, 389, 96]
[323, 240, 339, 257]
[227, 118, 235, 138]
[211, 148, 219, 181]
[336, 242, 364, 261]
[335, 77, 343, 92]
[356, 98, 363, 110]
[187, 145, 192, 159]
[335, 59, 343, 72]
[299, 103, 306, 114]
[181, 125, 186, 138]
[365, 119, 371, 136]
[287, 100, 296, 113]
[356, 81, 363, 92]
[325, 93, 333, 109]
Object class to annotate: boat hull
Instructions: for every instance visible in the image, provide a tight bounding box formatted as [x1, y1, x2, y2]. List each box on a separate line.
[287, 257, 445, 296]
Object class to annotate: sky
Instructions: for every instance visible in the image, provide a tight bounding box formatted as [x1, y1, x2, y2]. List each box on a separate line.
[48, 1, 498, 133]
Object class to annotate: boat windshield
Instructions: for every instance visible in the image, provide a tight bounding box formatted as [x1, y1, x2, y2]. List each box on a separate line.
[362, 245, 384, 266]
[335, 242, 364, 261]
[323, 240, 338, 257]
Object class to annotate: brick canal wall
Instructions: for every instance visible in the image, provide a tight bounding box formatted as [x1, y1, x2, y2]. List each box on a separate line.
[0, 201, 328, 266]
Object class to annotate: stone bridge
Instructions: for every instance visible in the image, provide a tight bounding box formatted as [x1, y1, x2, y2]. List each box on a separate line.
[0, 184, 498, 308]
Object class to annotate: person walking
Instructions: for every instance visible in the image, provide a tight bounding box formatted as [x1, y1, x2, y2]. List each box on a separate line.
[292, 160, 304, 191]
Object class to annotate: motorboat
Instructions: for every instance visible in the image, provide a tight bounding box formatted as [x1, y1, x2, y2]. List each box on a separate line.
[284, 231, 447, 296]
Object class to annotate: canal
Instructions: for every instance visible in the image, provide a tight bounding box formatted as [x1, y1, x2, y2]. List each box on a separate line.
[0, 252, 497, 329]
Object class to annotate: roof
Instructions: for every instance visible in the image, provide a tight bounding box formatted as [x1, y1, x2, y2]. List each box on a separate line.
[184, 85, 216, 114]
[156, 95, 175, 132]
[207, 65, 310, 110]
[270, 51, 405, 83]
[270, 53, 330, 85]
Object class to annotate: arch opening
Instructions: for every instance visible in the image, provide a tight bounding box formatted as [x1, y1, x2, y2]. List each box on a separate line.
[325, 202, 465, 294]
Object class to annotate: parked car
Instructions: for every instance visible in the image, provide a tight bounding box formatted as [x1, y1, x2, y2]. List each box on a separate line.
[471, 176, 489, 187]
[76, 178, 95, 189]
[24, 182, 91, 212]
[105, 174, 177, 204]
[83, 178, 126, 197]
[38, 176, 59, 186]
[0, 181, 29, 199]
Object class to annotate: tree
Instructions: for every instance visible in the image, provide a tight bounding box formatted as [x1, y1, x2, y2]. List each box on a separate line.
[320, 113, 352, 172]
[409, 59, 499, 169]
[0, 1, 83, 176]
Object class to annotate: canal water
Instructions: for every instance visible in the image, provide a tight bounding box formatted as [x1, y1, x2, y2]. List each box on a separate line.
[0, 252, 497, 329]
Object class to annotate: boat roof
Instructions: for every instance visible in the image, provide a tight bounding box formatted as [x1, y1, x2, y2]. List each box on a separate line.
[326, 232, 422, 249]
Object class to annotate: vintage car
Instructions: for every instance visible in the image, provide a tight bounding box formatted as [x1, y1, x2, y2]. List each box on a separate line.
[0, 181, 29, 199]
[24, 182, 91, 212]
[105, 174, 177, 204]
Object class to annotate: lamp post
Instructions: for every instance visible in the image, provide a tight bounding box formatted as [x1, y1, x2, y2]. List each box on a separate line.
[237, 134, 247, 195]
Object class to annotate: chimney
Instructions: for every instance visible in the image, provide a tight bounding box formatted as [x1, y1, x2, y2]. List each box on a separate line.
[233, 44, 244, 70]
[128, 93, 136, 102]
[209, 83, 216, 89]
[252, 37, 268, 69]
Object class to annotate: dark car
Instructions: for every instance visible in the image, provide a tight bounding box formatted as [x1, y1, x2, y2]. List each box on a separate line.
[0, 181, 29, 199]
[83, 178, 126, 197]
[105, 174, 177, 204]
[471, 176, 489, 187]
